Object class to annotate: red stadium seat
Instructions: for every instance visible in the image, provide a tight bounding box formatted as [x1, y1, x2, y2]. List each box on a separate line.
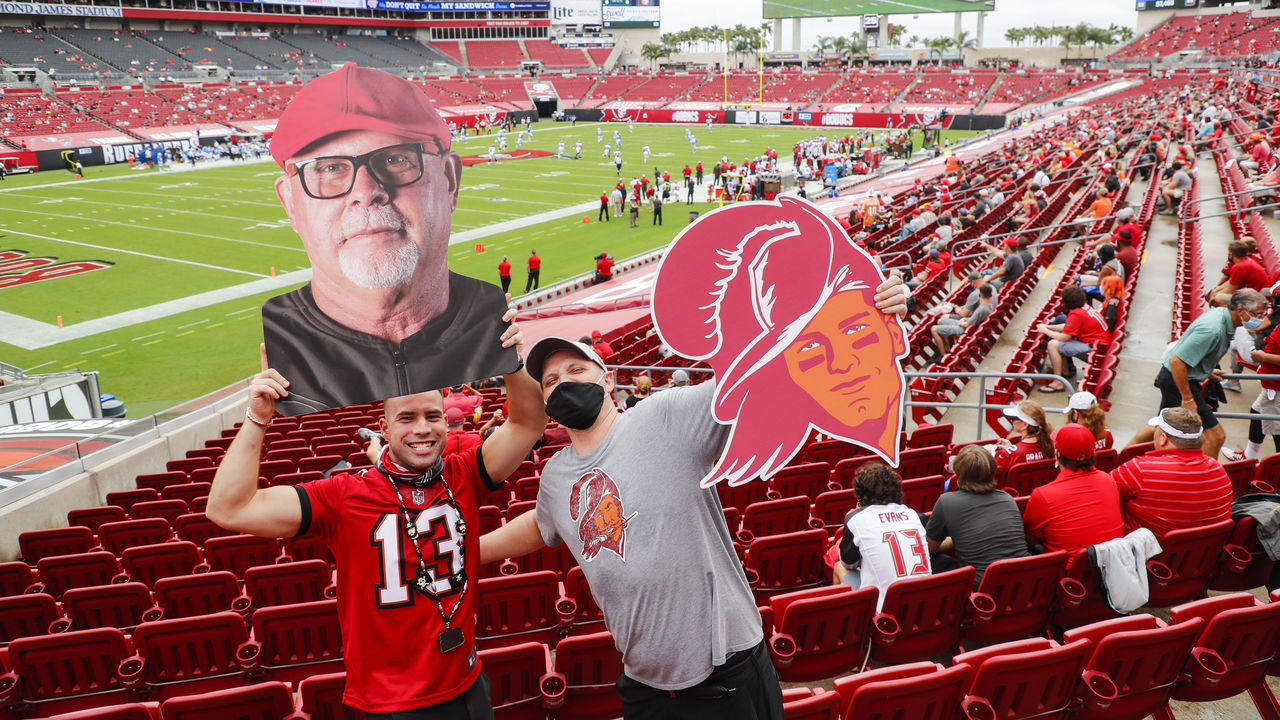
[562, 566, 604, 635]
[202, 535, 281, 577]
[478, 641, 554, 720]
[476, 571, 571, 649]
[898, 446, 947, 480]
[1000, 458, 1057, 496]
[765, 584, 877, 682]
[802, 439, 859, 467]
[1051, 550, 1123, 630]
[172, 513, 234, 547]
[43, 704, 158, 720]
[505, 541, 577, 578]
[1114, 442, 1154, 467]
[964, 551, 1071, 645]
[1145, 519, 1236, 608]
[908, 423, 954, 450]
[97, 518, 174, 556]
[256, 459, 295, 483]
[0, 561, 37, 597]
[716, 480, 771, 514]
[1166, 592, 1280, 718]
[61, 582, 162, 631]
[106, 488, 161, 515]
[296, 671, 355, 720]
[161, 483, 212, 506]
[830, 457, 879, 489]
[19, 526, 97, 564]
[241, 599, 344, 683]
[1061, 613, 1204, 720]
[1223, 458, 1265, 497]
[281, 534, 335, 567]
[833, 661, 973, 720]
[1208, 516, 1277, 592]
[810, 489, 857, 533]
[130, 500, 190, 525]
[780, 688, 841, 720]
[900, 475, 944, 515]
[0, 627, 135, 715]
[269, 471, 324, 488]
[67, 506, 128, 534]
[870, 566, 975, 665]
[37, 551, 126, 599]
[549, 630, 623, 720]
[769, 462, 834, 499]
[165, 457, 214, 475]
[740, 496, 815, 543]
[156, 682, 295, 720]
[956, 638, 1096, 720]
[478, 505, 503, 535]
[121, 541, 205, 587]
[243, 559, 334, 608]
[0, 592, 62, 645]
[152, 572, 249, 620]
[743, 528, 828, 601]
[122, 612, 251, 700]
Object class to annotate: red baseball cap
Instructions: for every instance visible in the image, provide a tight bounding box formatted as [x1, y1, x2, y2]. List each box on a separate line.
[591, 330, 603, 339]
[270, 63, 451, 170]
[1052, 423, 1096, 462]
[445, 407, 465, 425]
[1004, 237, 1019, 248]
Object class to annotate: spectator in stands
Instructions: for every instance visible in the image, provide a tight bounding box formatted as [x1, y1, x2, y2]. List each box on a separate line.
[1099, 275, 1126, 332]
[1112, 230, 1140, 279]
[443, 383, 484, 417]
[1107, 207, 1143, 250]
[1157, 161, 1193, 215]
[206, 318, 543, 717]
[1022, 423, 1123, 552]
[994, 399, 1055, 478]
[1131, 288, 1268, 460]
[930, 283, 993, 360]
[1064, 390, 1112, 449]
[441, 407, 483, 457]
[1241, 316, 1280, 458]
[670, 369, 690, 387]
[1113, 408, 1232, 535]
[1037, 285, 1111, 393]
[588, 329, 614, 362]
[1075, 189, 1112, 225]
[927, 445, 1028, 585]
[1080, 244, 1125, 286]
[836, 463, 932, 607]
[624, 375, 651, 409]
[973, 188, 993, 218]
[261, 65, 516, 414]
[594, 252, 614, 285]
[1231, 132, 1272, 177]
[1208, 240, 1270, 306]
[983, 237, 1026, 290]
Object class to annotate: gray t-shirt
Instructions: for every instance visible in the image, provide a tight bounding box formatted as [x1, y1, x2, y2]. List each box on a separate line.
[535, 380, 761, 690]
[1001, 251, 1026, 284]
[925, 489, 1029, 584]
[1171, 170, 1192, 190]
[964, 285, 998, 313]
[967, 301, 992, 328]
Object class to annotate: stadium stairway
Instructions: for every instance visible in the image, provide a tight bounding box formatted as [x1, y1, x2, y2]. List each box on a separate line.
[802, 73, 850, 112]
[971, 70, 1003, 114]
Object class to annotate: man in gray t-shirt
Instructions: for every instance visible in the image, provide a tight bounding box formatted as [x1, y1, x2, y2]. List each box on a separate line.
[1159, 161, 1193, 215]
[932, 283, 994, 359]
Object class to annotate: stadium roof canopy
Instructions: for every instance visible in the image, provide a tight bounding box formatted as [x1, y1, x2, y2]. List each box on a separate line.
[763, 0, 994, 19]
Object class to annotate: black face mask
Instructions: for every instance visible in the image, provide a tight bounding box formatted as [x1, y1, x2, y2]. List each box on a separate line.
[545, 380, 606, 430]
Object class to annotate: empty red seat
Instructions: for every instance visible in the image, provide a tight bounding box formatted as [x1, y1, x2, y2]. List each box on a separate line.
[1209, 515, 1277, 593]
[550, 630, 623, 720]
[1001, 458, 1057, 496]
[900, 475, 944, 515]
[61, 582, 161, 631]
[956, 638, 1095, 720]
[769, 462, 834, 499]
[562, 565, 604, 635]
[765, 584, 877, 682]
[42, 703, 157, 719]
[242, 599, 344, 683]
[898, 445, 947, 480]
[296, 671, 354, 720]
[121, 541, 205, 587]
[153, 572, 249, 620]
[0, 592, 62, 645]
[98, 518, 173, 556]
[908, 423, 954, 449]
[0, 561, 37, 596]
[964, 550, 1070, 645]
[157, 681, 295, 720]
[833, 661, 973, 720]
[281, 534, 335, 567]
[477, 641, 555, 720]
[124, 611, 251, 701]
[1114, 442, 1153, 466]
[106, 488, 161, 515]
[244, 558, 334, 608]
[780, 688, 841, 720]
[0, 627, 135, 715]
[741, 496, 815, 542]
[477, 570, 570, 649]
[202, 535, 280, 577]
[802, 439, 858, 466]
[1145, 519, 1236, 607]
[135, 472, 188, 493]
[256, 459, 295, 482]
[66, 506, 128, 534]
[1165, 591, 1280, 717]
[1061, 613, 1204, 720]
[269, 471, 324, 487]
[716, 479, 771, 513]
[19, 527, 97, 564]
[744, 528, 827, 601]
[830, 457, 879, 489]
[130, 500, 189, 525]
[165, 457, 214, 475]
[810, 489, 856, 533]
[36, 551, 126, 599]
[161, 483, 211, 506]
[172, 513, 234, 547]
[297, 454, 345, 474]
[871, 566, 975, 664]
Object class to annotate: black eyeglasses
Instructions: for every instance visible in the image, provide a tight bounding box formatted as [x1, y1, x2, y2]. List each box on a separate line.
[289, 141, 443, 200]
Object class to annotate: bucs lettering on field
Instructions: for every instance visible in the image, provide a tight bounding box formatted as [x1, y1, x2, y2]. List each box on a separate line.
[0, 249, 112, 289]
[569, 468, 636, 562]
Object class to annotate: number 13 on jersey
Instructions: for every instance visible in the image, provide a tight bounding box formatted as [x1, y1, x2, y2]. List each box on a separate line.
[372, 505, 463, 606]
[881, 529, 929, 578]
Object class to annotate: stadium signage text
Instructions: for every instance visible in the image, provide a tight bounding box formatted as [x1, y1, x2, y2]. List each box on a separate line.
[0, 419, 134, 435]
[671, 110, 701, 122]
[0, 1, 123, 16]
[99, 138, 197, 165]
[824, 113, 855, 126]
[0, 249, 112, 290]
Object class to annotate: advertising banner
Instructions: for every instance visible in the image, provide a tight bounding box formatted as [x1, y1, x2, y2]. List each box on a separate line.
[551, 0, 601, 25]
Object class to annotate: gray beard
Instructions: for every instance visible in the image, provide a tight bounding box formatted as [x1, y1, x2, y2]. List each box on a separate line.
[338, 241, 418, 289]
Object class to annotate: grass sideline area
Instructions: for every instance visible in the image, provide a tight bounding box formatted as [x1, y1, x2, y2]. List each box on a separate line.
[0, 122, 983, 416]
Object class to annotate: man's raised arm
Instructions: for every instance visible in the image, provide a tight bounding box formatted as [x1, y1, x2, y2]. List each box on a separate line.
[480, 297, 548, 484]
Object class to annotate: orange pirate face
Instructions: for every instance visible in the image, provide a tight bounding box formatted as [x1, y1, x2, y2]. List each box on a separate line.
[569, 468, 635, 562]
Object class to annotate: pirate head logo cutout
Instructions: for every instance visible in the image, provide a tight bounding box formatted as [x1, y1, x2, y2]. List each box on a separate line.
[652, 196, 908, 487]
[569, 468, 635, 562]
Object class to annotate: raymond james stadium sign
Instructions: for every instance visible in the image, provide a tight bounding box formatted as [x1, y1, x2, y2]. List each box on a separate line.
[0, 2, 123, 15]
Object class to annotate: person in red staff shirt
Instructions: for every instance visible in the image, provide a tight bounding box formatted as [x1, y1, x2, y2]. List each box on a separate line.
[526, 250, 541, 293]
[497, 256, 511, 294]
[594, 253, 614, 285]
[598, 191, 610, 223]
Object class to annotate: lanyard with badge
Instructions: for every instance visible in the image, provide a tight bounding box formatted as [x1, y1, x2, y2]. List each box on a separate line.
[381, 454, 469, 654]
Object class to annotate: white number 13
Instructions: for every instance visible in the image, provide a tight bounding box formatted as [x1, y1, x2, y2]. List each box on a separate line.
[372, 505, 463, 607]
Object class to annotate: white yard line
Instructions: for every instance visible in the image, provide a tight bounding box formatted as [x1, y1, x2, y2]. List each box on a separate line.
[0, 207, 305, 253]
[0, 227, 268, 277]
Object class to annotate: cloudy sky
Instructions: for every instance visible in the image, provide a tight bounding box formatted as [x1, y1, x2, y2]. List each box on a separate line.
[659, 0, 1139, 49]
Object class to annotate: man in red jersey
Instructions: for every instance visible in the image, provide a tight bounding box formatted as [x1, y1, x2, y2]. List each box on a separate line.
[207, 328, 545, 718]
[1022, 423, 1123, 552]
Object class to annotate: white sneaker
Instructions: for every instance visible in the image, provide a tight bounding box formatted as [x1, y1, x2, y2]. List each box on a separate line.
[1222, 379, 1243, 393]
[1221, 447, 1245, 462]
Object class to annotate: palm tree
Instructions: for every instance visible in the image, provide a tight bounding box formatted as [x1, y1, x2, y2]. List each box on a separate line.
[1004, 27, 1026, 47]
[1030, 25, 1051, 47]
[925, 36, 952, 65]
[640, 42, 664, 69]
[908, 35, 920, 49]
[888, 24, 907, 48]
[812, 35, 836, 61]
[954, 29, 977, 60]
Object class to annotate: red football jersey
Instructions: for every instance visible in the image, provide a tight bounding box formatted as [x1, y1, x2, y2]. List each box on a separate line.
[297, 448, 490, 713]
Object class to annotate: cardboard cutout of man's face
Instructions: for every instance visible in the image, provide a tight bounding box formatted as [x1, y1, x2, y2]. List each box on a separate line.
[651, 196, 908, 487]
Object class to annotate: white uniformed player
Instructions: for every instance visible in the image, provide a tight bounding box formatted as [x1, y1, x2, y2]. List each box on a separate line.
[603, 143, 611, 158]
[574, 141, 582, 157]
[613, 150, 623, 175]
[558, 140, 566, 157]
[488, 145, 497, 163]
[642, 144, 651, 164]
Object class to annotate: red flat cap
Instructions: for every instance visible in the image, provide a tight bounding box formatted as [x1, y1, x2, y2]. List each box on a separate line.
[269, 63, 451, 170]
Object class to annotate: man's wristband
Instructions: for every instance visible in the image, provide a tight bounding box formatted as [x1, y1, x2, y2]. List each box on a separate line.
[245, 408, 272, 428]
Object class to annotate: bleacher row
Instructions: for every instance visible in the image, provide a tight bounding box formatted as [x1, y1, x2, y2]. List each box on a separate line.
[1108, 10, 1280, 62]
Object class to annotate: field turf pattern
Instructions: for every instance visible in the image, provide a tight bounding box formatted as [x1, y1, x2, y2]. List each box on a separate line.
[0, 122, 980, 416]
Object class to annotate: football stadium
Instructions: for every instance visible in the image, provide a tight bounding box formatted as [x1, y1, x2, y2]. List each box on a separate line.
[2, 0, 1280, 715]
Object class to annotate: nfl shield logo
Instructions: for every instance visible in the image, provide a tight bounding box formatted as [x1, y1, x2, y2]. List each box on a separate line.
[412, 489, 426, 505]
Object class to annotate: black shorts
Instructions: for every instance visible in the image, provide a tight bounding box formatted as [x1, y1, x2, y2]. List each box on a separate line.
[615, 642, 784, 720]
[364, 672, 491, 720]
[1155, 366, 1220, 430]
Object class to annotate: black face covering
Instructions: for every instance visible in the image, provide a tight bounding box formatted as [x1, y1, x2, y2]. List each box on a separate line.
[545, 380, 606, 430]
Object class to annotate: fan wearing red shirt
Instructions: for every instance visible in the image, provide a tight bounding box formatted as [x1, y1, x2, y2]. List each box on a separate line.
[1112, 408, 1232, 535]
[594, 253, 615, 285]
[442, 407, 485, 458]
[1022, 424, 1123, 552]
[1037, 285, 1110, 393]
[205, 326, 546, 716]
[1209, 240, 1270, 306]
[589, 329, 614, 361]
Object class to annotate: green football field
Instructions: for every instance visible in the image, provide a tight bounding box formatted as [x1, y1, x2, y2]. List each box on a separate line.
[0, 122, 979, 416]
